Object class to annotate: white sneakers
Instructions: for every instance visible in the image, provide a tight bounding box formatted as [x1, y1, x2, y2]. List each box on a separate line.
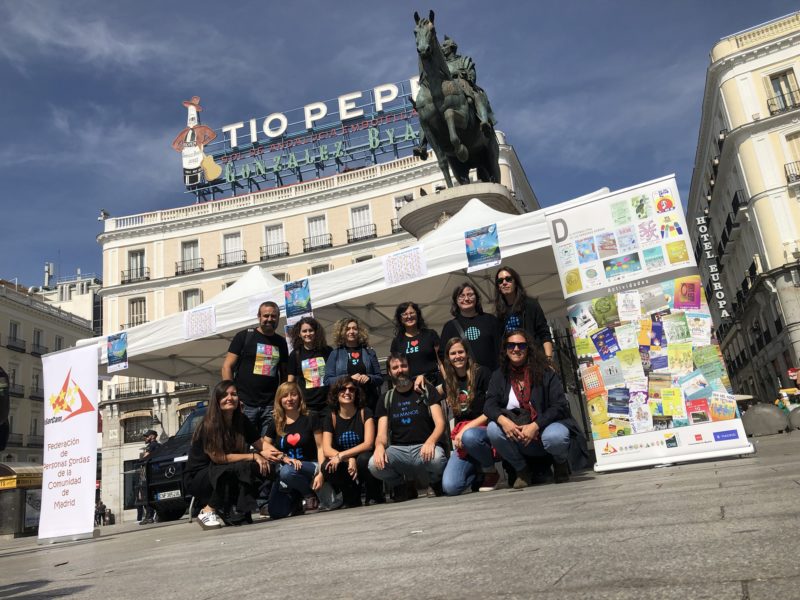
[479, 463, 509, 492]
[197, 510, 222, 530]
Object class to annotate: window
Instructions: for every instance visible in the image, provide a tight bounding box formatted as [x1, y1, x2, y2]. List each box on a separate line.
[787, 131, 800, 162]
[223, 281, 236, 290]
[394, 193, 413, 214]
[351, 205, 371, 228]
[123, 416, 153, 444]
[128, 250, 145, 275]
[223, 232, 242, 254]
[181, 289, 203, 311]
[769, 70, 800, 113]
[123, 459, 139, 510]
[307, 215, 327, 238]
[181, 240, 199, 263]
[8, 365, 18, 386]
[9, 321, 20, 340]
[54, 336, 64, 351]
[354, 255, 373, 263]
[31, 370, 41, 391]
[272, 272, 289, 282]
[265, 224, 285, 247]
[29, 417, 39, 435]
[309, 264, 331, 275]
[128, 298, 146, 327]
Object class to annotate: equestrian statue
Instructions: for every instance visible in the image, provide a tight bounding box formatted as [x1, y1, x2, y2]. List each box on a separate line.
[412, 10, 500, 187]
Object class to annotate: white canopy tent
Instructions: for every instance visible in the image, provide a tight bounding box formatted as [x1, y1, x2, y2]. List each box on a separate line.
[81, 188, 611, 386]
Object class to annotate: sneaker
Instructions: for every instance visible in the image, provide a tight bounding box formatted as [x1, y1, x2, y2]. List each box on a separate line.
[425, 482, 443, 497]
[553, 460, 571, 484]
[479, 472, 500, 491]
[512, 466, 534, 489]
[303, 495, 319, 512]
[197, 510, 222, 530]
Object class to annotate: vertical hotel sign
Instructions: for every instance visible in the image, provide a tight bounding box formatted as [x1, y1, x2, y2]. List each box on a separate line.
[545, 175, 752, 472]
[39, 345, 98, 541]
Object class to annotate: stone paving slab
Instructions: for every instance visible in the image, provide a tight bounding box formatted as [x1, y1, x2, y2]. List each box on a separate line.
[1, 433, 798, 599]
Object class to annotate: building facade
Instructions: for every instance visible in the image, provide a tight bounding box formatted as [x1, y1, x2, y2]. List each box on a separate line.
[687, 12, 800, 401]
[0, 281, 94, 463]
[96, 132, 538, 520]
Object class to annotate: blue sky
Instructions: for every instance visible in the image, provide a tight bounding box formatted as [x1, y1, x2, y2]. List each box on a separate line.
[1, 0, 798, 287]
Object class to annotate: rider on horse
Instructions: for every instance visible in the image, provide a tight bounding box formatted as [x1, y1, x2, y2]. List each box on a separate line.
[441, 36, 496, 138]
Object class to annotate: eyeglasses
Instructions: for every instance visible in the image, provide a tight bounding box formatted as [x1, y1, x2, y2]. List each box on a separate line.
[496, 276, 514, 285]
[457, 293, 476, 300]
[505, 342, 528, 351]
[401, 313, 417, 320]
[340, 386, 357, 393]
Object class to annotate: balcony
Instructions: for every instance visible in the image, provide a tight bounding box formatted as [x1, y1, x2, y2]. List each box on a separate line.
[30, 387, 44, 400]
[120, 319, 148, 330]
[27, 434, 44, 448]
[175, 258, 204, 276]
[785, 161, 800, 184]
[31, 343, 49, 357]
[113, 380, 154, 399]
[303, 234, 333, 253]
[731, 189, 747, 219]
[391, 218, 404, 234]
[6, 337, 26, 353]
[174, 381, 206, 392]
[767, 88, 800, 116]
[7, 433, 22, 446]
[217, 250, 247, 268]
[717, 128, 728, 152]
[9, 383, 24, 397]
[260, 242, 290, 261]
[121, 267, 150, 284]
[347, 224, 377, 243]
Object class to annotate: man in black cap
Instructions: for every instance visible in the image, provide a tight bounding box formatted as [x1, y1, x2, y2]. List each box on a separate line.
[137, 429, 160, 525]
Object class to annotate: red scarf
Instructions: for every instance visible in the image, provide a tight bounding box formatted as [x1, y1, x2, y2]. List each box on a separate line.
[510, 365, 537, 420]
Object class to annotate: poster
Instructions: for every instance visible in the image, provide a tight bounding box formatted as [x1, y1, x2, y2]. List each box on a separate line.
[545, 175, 753, 471]
[40, 345, 99, 541]
[382, 245, 427, 286]
[184, 305, 216, 340]
[464, 224, 501, 272]
[106, 332, 128, 373]
[284, 279, 313, 325]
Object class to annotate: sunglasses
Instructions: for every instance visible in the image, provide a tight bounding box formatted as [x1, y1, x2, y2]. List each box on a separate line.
[496, 276, 514, 285]
[340, 386, 357, 393]
[505, 342, 528, 351]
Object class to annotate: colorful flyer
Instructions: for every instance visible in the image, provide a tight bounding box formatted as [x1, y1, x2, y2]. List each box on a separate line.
[616, 225, 638, 253]
[674, 276, 702, 310]
[576, 236, 598, 264]
[603, 252, 642, 281]
[598, 356, 625, 388]
[575, 337, 595, 356]
[607, 388, 630, 417]
[686, 398, 711, 424]
[642, 246, 666, 270]
[587, 395, 609, 426]
[660, 388, 685, 418]
[617, 348, 645, 381]
[678, 370, 710, 401]
[465, 224, 501, 272]
[709, 392, 737, 421]
[596, 231, 619, 258]
[580, 363, 606, 399]
[614, 322, 639, 350]
[630, 400, 654, 434]
[667, 343, 694, 375]
[687, 313, 712, 347]
[565, 269, 583, 294]
[617, 291, 642, 322]
[640, 285, 669, 314]
[611, 200, 632, 225]
[107, 332, 128, 373]
[284, 279, 313, 324]
[591, 328, 620, 360]
[569, 304, 598, 337]
[591, 295, 619, 328]
[666, 240, 690, 264]
[631, 193, 651, 219]
[661, 312, 691, 344]
[382, 245, 427, 286]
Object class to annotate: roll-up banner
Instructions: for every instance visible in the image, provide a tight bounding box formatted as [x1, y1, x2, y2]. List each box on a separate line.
[546, 175, 753, 471]
[39, 345, 99, 542]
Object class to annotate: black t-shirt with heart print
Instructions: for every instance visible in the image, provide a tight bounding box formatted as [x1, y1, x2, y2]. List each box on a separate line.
[390, 328, 441, 379]
[266, 413, 321, 462]
[346, 348, 367, 376]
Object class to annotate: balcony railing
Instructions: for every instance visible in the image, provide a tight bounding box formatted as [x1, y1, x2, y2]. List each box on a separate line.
[785, 161, 800, 184]
[6, 337, 26, 353]
[9, 383, 24, 397]
[31, 343, 49, 357]
[121, 267, 150, 284]
[174, 382, 206, 392]
[303, 234, 333, 252]
[347, 224, 377, 243]
[217, 250, 247, 268]
[120, 319, 148, 330]
[175, 258, 204, 276]
[260, 242, 290, 261]
[30, 387, 44, 400]
[113, 380, 155, 399]
[7, 433, 22, 446]
[27, 434, 44, 448]
[767, 88, 800, 115]
[391, 218, 403, 234]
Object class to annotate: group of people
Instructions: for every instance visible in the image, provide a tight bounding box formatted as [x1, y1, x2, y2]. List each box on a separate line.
[184, 266, 581, 530]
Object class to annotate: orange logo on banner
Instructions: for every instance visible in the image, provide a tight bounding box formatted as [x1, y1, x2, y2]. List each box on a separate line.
[601, 442, 618, 455]
[49, 368, 95, 422]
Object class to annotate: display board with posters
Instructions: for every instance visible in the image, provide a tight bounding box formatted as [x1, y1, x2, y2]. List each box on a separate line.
[546, 175, 753, 471]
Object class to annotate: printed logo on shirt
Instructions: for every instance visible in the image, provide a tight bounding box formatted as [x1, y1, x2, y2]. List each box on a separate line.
[348, 350, 361, 366]
[457, 388, 469, 414]
[465, 326, 481, 341]
[337, 430, 360, 450]
[280, 433, 304, 459]
[393, 397, 421, 425]
[505, 314, 521, 332]
[253, 343, 280, 376]
[405, 339, 420, 354]
[302, 357, 325, 389]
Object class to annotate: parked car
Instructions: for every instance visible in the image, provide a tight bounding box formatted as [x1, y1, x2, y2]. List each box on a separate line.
[143, 403, 206, 521]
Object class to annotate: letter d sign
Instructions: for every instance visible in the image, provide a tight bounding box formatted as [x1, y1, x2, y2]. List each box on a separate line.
[552, 218, 568, 244]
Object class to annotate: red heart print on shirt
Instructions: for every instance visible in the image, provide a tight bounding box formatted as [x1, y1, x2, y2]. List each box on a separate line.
[410, 340, 419, 347]
[350, 352, 360, 359]
[286, 433, 301, 446]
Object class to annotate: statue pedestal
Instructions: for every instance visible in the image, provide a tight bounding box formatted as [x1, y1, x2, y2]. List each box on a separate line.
[397, 182, 521, 239]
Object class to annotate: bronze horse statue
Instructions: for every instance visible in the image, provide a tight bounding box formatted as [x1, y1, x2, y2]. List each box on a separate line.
[412, 10, 500, 187]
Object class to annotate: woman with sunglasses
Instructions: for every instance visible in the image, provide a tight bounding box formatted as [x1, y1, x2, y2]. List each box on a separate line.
[439, 338, 503, 495]
[390, 301, 442, 391]
[185, 380, 278, 529]
[321, 376, 384, 507]
[493, 265, 553, 360]
[287, 316, 333, 421]
[484, 329, 578, 488]
[439, 283, 501, 371]
[264, 382, 325, 519]
[324, 318, 384, 411]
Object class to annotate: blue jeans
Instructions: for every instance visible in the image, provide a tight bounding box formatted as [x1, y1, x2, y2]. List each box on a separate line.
[267, 461, 317, 519]
[487, 421, 570, 471]
[241, 403, 274, 437]
[368, 444, 446, 488]
[442, 427, 495, 496]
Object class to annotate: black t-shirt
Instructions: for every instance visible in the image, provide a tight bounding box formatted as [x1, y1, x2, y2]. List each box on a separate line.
[287, 345, 333, 412]
[442, 365, 491, 424]
[440, 314, 501, 371]
[186, 417, 260, 476]
[346, 348, 366, 376]
[322, 407, 374, 451]
[375, 386, 440, 446]
[228, 329, 289, 406]
[266, 413, 320, 462]
[390, 329, 441, 379]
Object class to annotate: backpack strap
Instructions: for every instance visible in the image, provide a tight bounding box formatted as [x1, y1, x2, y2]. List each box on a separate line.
[234, 328, 256, 377]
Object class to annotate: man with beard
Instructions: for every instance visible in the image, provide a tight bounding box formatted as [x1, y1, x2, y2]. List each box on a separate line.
[369, 353, 447, 501]
[222, 301, 288, 435]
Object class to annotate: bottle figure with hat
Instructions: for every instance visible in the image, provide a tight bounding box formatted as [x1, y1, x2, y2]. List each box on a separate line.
[171, 96, 222, 186]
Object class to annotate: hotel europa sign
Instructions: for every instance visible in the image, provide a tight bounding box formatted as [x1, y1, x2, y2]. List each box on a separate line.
[694, 216, 730, 319]
[172, 78, 422, 199]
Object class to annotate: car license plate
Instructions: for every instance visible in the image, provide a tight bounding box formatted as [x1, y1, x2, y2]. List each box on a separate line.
[157, 490, 182, 500]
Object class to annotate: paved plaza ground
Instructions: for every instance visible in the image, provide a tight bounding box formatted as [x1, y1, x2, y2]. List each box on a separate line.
[1, 432, 799, 599]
